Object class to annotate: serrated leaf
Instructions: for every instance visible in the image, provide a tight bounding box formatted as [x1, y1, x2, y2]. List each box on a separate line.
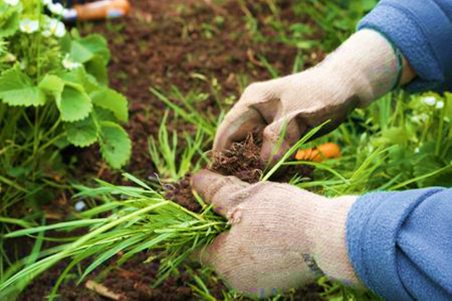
[100, 121, 131, 169]
[70, 34, 110, 64]
[95, 106, 117, 123]
[57, 83, 92, 122]
[64, 115, 98, 147]
[91, 88, 128, 122]
[39, 74, 64, 100]
[0, 66, 46, 106]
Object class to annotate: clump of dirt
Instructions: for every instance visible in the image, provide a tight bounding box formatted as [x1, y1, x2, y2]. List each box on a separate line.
[207, 133, 315, 184]
[210, 134, 263, 183]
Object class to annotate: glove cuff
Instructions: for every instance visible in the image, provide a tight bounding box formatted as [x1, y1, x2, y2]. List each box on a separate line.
[308, 195, 365, 289]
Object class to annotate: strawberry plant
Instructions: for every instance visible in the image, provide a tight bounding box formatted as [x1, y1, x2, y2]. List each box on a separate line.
[0, 0, 131, 209]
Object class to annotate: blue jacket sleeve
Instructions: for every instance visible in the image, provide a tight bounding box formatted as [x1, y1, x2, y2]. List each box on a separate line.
[357, 0, 452, 93]
[346, 188, 452, 301]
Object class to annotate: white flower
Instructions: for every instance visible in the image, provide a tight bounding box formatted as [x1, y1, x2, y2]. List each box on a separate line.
[414, 147, 420, 153]
[42, 0, 52, 5]
[19, 18, 39, 34]
[48, 2, 64, 15]
[422, 96, 436, 106]
[435, 101, 444, 109]
[42, 19, 66, 37]
[5, 0, 19, 6]
[62, 54, 82, 70]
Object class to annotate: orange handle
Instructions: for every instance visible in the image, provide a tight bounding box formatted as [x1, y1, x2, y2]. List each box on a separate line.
[74, 0, 130, 21]
[295, 142, 341, 162]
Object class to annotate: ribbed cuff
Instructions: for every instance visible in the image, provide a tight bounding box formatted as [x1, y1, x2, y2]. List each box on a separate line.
[311, 195, 364, 288]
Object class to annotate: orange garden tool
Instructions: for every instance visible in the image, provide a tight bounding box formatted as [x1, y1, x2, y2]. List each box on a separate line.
[295, 142, 342, 162]
[65, 0, 130, 21]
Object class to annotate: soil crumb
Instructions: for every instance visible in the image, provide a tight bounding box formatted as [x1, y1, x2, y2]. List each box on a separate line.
[210, 134, 263, 183]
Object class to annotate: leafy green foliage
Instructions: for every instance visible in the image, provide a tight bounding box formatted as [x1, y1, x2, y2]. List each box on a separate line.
[58, 83, 93, 121]
[64, 115, 98, 147]
[291, 91, 452, 196]
[0, 65, 46, 106]
[0, 0, 130, 231]
[91, 88, 128, 122]
[0, 175, 226, 300]
[294, 0, 378, 51]
[70, 34, 111, 64]
[99, 121, 132, 169]
[0, 2, 20, 38]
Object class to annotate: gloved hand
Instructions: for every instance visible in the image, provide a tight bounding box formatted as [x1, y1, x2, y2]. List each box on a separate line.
[192, 170, 363, 298]
[214, 29, 405, 165]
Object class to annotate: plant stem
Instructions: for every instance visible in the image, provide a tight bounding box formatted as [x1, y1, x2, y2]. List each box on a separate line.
[435, 98, 446, 157]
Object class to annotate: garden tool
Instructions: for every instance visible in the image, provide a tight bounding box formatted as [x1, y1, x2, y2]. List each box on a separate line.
[63, 0, 130, 21]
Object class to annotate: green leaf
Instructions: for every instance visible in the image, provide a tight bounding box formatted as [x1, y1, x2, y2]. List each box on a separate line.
[78, 34, 111, 62]
[91, 88, 128, 122]
[95, 106, 117, 123]
[372, 127, 409, 146]
[84, 55, 108, 85]
[0, 8, 19, 38]
[64, 115, 98, 147]
[0, 66, 46, 106]
[59, 33, 72, 54]
[70, 40, 94, 64]
[70, 34, 110, 64]
[60, 67, 100, 94]
[413, 154, 452, 187]
[38, 74, 64, 100]
[57, 83, 92, 122]
[99, 121, 131, 169]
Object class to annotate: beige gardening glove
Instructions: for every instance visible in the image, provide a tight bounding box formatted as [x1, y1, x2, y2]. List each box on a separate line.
[192, 170, 364, 298]
[214, 29, 414, 165]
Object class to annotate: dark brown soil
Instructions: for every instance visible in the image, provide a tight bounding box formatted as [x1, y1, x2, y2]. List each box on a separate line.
[17, 0, 328, 300]
[210, 134, 263, 183]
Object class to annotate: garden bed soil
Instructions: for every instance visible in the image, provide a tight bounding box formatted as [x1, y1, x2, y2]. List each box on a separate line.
[19, 0, 330, 300]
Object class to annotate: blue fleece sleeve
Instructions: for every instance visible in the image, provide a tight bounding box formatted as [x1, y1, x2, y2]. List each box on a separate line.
[357, 0, 452, 93]
[346, 188, 452, 301]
